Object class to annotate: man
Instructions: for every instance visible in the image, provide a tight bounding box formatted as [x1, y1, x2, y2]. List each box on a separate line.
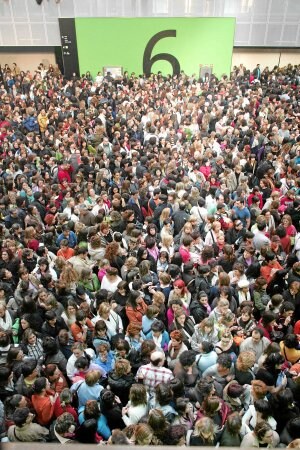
[56, 225, 77, 248]
[240, 328, 270, 363]
[172, 202, 190, 236]
[253, 221, 271, 251]
[136, 351, 173, 402]
[202, 354, 235, 396]
[253, 64, 261, 80]
[8, 407, 49, 442]
[127, 188, 144, 224]
[232, 197, 251, 229]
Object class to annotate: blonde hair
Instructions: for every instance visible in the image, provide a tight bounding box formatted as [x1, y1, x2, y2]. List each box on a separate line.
[236, 351, 256, 371]
[85, 370, 101, 386]
[114, 358, 131, 377]
[193, 417, 216, 443]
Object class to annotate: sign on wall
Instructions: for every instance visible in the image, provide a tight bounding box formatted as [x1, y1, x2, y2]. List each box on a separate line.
[75, 18, 235, 78]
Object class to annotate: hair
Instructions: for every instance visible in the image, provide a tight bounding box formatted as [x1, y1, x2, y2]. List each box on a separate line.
[85, 370, 101, 386]
[254, 421, 273, 441]
[254, 399, 272, 420]
[193, 417, 216, 443]
[129, 384, 147, 407]
[155, 383, 173, 406]
[236, 351, 256, 371]
[33, 377, 47, 394]
[225, 412, 242, 435]
[179, 350, 196, 368]
[114, 358, 131, 377]
[134, 423, 153, 445]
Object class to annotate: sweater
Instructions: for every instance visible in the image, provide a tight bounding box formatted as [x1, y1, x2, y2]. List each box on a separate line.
[31, 394, 55, 426]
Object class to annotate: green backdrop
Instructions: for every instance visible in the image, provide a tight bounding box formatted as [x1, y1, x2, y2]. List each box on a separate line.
[75, 18, 235, 78]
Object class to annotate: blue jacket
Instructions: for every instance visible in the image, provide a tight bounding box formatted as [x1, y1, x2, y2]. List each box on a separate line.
[56, 231, 77, 248]
[94, 351, 115, 374]
[78, 406, 111, 440]
[23, 116, 39, 132]
[148, 330, 170, 351]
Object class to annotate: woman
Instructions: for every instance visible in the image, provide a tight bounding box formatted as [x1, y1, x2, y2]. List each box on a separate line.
[196, 341, 218, 374]
[70, 310, 94, 343]
[125, 290, 147, 326]
[100, 389, 125, 431]
[173, 350, 199, 390]
[92, 302, 123, 338]
[169, 308, 195, 348]
[255, 352, 286, 390]
[122, 383, 148, 426]
[240, 421, 280, 448]
[107, 358, 134, 406]
[260, 251, 283, 285]
[66, 342, 95, 380]
[215, 330, 239, 360]
[100, 267, 122, 293]
[168, 279, 191, 309]
[61, 300, 78, 329]
[0, 248, 20, 284]
[242, 399, 277, 434]
[281, 214, 297, 247]
[21, 328, 43, 362]
[79, 268, 101, 294]
[31, 377, 57, 426]
[167, 330, 188, 370]
[134, 423, 155, 446]
[191, 317, 219, 352]
[235, 350, 256, 384]
[71, 369, 104, 408]
[104, 241, 124, 276]
[88, 234, 106, 262]
[44, 364, 68, 395]
[92, 320, 111, 348]
[24, 205, 44, 236]
[0, 304, 13, 331]
[220, 412, 243, 447]
[280, 334, 300, 364]
[257, 311, 277, 341]
[253, 276, 269, 319]
[78, 399, 111, 441]
[189, 416, 219, 446]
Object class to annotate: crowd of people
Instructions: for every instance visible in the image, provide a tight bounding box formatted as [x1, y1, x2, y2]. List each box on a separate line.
[0, 60, 300, 446]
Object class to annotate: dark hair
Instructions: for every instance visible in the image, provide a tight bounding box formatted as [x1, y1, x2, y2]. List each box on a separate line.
[155, 383, 173, 406]
[261, 311, 276, 327]
[254, 399, 272, 420]
[21, 359, 37, 377]
[33, 377, 47, 394]
[217, 353, 232, 369]
[226, 412, 242, 434]
[179, 350, 196, 368]
[43, 336, 59, 355]
[151, 320, 165, 333]
[227, 382, 244, 398]
[201, 341, 214, 353]
[74, 356, 90, 370]
[284, 334, 299, 349]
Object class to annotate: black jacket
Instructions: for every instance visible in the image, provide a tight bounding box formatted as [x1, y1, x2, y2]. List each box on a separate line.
[189, 299, 209, 324]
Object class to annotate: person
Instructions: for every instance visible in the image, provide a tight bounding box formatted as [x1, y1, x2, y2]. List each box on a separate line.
[189, 416, 219, 446]
[122, 383, 148, 426]
[136, 350, 174, 403]
[31, 377, 58, 426]
[240, 328, 271, 363]
[7, 407, 49, 442]
[241, 421, 280, 447]
[70, 369, 104, 408]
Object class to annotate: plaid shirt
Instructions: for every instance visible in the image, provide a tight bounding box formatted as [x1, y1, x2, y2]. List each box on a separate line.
[136, 363, 174, 395]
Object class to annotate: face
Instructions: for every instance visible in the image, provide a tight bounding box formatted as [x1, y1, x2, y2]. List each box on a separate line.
[262, 430, 274, 444]
[73, 349, 83, 358]
[21, 318, 29, 329]
[28, 333, 36, 345]
[252, 331, 261, 344]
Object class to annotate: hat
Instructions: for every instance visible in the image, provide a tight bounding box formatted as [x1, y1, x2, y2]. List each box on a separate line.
[238, 280, 250, 288]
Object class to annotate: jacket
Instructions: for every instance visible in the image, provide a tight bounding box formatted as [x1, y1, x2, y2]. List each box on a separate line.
[189, 299, 209, 324]
[31, 394, 55, 426]
[107, 372, 134, 405]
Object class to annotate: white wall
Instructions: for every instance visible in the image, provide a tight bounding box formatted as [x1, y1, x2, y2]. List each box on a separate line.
[232, 49, 300, 71]
[0, 51, 56, 73]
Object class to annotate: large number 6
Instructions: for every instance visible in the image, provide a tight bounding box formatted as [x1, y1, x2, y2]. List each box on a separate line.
[143, 30, 181, 77]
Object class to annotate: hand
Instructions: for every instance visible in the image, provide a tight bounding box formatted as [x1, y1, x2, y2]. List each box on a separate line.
[122, 407, 128, 416]
[284, 316, 292, 326]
